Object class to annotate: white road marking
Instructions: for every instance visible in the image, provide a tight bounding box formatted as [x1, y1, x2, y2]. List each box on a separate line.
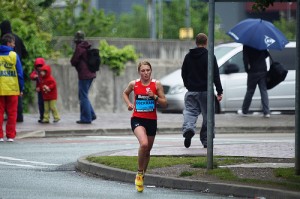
[0, 156, 60, 169]
[0, 161, 46, 168]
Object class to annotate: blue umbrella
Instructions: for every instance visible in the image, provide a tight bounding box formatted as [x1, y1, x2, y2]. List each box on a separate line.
[227, 18, 289, 50]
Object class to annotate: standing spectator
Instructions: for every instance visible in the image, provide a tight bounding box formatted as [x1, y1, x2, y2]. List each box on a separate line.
[30, 58, 45, 123]
[70, 30, 96, 124]
[123, 61, 167, 192]
[1, 20, 28, 122]
[0, 33, 24, 142]
[238, 45, 270, 118]
[39, 65, 60, 123]
[181, 33, 223, 149]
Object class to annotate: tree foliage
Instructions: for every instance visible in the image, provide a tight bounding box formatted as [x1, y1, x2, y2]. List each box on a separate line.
[0, 0, 53, 111]
[252, 0, 291, 12]
[274, 17, 296, 41]
[112, 5, 149, 38]
[112, 0, 225, 40]
[99, 40, 139, 76]
[162, 0, 211, 39]
[49, 0, 115, 37]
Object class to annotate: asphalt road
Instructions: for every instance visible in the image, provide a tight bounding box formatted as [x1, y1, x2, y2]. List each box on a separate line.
[0, 135, 255, 199]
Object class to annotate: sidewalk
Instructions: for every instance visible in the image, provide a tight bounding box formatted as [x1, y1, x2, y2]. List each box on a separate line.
[16, 112, 295, 138]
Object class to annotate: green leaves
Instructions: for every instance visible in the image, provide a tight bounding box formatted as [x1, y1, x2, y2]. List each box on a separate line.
[99, 40, 139, 76]
[252, 0, 275, 12]
[0, 0, 54, 111]
[49, 0, 115, 37]
[274, 17, 296, 41]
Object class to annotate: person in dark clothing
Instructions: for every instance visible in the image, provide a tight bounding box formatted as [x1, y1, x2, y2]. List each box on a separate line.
[30, 58, 46, 122]
[0, 20, 28, 122]
[70, 30, 96, 124]
[181, 33, 223, 148]
[238, 45, 270, 118]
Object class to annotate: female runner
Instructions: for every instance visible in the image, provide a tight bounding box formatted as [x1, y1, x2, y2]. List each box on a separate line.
[123, 61, 167, 192]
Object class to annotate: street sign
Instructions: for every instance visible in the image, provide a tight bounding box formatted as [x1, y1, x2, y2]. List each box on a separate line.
[179, 28, 194, 40]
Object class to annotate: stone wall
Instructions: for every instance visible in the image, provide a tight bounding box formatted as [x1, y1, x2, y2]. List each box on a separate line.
[53, 37, 194, 61]
[28, 58, 181, 113]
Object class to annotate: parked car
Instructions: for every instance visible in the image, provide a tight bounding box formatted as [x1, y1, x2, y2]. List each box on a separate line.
[159, 42, 296, 113]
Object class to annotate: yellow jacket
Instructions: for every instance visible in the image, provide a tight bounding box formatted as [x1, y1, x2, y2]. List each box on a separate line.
[0, 51, 20, 95]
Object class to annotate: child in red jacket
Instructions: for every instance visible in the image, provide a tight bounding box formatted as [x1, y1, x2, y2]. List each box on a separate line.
[30, 58, 45, 123]
[39, 65, 60, 123]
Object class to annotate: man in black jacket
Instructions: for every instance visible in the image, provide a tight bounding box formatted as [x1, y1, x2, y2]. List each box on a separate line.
[181, 33, 223, 148]
[0, 20, 28, 122]
[238, 45, 270, 118]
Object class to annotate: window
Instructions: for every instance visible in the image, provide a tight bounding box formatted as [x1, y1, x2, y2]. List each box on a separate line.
[269, 48, 296, 70]
[219, 52, 244, 74]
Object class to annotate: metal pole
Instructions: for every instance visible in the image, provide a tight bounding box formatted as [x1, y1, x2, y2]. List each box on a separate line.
[151, 0, 157, 40]
[207, 0, 215, 170]
[185, 0, 191, 28]
[295, 0, 300, 175]
[147, 0, 152, 38]
[158, 0, 163, 39]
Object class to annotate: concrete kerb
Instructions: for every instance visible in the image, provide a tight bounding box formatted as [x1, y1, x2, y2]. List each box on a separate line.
[16, 130, 45, 139]
[17, 126, 295, 139]
[44, 128, 133, 137]
[76, 155, 300, 199]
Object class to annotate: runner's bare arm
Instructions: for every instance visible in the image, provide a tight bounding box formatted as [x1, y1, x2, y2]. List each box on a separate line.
[155, 81, 167, 108]
[123, 81, 135, 111]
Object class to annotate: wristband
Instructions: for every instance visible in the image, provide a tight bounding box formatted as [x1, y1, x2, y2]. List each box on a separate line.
[154, 95, 159, 101]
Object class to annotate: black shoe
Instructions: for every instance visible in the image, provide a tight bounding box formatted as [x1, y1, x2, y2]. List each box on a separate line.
[40, 120, 49, 124]
[184, 130, 194, 148]
[17, 119, 23, 123]
[38, 120, 43, 123]
[76, 120, 91, 124]
[203, 144, 207, 148]
[92, 116, 97, 121]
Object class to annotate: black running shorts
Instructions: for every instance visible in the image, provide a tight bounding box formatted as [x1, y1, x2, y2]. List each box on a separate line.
[131, 117, 157, 136]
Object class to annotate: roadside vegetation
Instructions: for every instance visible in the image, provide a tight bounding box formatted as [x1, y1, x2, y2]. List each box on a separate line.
[87, 155, 300, 191]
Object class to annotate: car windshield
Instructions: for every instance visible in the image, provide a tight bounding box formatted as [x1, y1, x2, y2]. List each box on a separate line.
[214, 46, 235, 60]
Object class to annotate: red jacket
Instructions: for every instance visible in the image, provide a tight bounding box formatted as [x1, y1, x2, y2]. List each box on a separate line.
[30, 58, 45, 88]
[70, 41, 96, 80]
[39, 65, 58, 101]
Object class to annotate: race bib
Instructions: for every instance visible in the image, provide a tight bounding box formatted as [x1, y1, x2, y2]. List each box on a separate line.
[135, 95, 155, 112]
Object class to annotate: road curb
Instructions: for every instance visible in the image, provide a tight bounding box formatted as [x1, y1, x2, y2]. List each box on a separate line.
[16, 130, 45, 139]
[18, 126, 295, 139]
[76, 155, 299, 199]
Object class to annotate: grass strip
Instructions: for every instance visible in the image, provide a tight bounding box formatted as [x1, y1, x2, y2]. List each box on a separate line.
[87, 156, 255, 171]
[86, 155, 300, 191]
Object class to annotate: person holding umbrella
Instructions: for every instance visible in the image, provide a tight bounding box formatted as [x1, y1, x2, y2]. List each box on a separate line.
[227, 18, 289, 117]
[239, 45, 270, 117]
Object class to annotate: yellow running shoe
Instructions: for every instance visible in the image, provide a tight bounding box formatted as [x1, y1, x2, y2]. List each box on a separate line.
[135, 172, 144, 192]
[136, 185, 144, 192]
[135, 172, 144, 186]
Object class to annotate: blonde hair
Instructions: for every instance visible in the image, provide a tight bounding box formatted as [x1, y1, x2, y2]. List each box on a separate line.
[137, 61, 152, 72]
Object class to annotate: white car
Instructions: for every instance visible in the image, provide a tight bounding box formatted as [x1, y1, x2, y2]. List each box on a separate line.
[159, 42, 296, 113]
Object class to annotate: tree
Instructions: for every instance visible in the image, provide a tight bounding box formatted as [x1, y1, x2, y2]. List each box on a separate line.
[0, 0, 54, 111]
[113, 0, 226, 40]
[274, 17, 296, 40]
[49, 0, 115, 37]
[163, 0, 212, 39]
[252, 0, 290, 11]
[112, 5, 149, 38]
[99, 40, 139, 76]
